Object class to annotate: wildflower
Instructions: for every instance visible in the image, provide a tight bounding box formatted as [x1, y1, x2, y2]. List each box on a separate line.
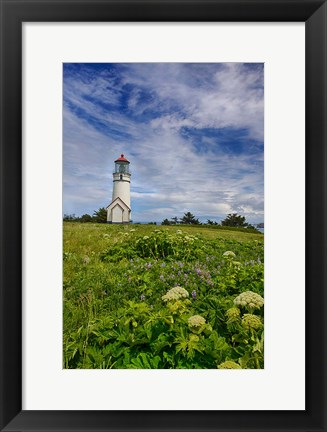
[189, 334, 199, 342]
[82, 256, 90, 265]
[223, 251, 236, 258]
[226, 307, 240, 322]
[242, 314, 262, 330]
[218, 361, 241, 369]
[188, 315, 206, 328]
[140, 294, 145, 301]
[233, 291, 264, 309]
[146, 262, 152, 269]
[160, 275, 165, 281]
[192, 290, 197, 299]
[195, 268, 202, 275]
[162, 286, 189, 302]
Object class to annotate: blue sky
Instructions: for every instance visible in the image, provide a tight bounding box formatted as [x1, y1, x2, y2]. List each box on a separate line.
[63, 63, 264, 224]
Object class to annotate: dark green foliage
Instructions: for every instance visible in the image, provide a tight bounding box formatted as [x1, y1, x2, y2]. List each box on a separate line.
[101, 230, 205, 262]
[63, 213, 79, 222]
[80, 214, 93, 223]
[221, 213, 248, 227]
[161, 218, 171, 225]
[93, 207, 107, 223]
[180, 212, 200, 225]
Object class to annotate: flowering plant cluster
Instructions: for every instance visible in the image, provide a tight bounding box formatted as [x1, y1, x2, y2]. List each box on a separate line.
[162, 286, 189, 301]
[218, 360, 242, 369]
[222, 251, 236, 258]
[234, 291, 264, 310]
[226, 307, 241, 323]
[188, 315, 206, 328]
[242, 313, 262, 330]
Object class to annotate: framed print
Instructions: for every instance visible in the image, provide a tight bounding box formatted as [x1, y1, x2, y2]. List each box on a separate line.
[0, 0, 326, 431]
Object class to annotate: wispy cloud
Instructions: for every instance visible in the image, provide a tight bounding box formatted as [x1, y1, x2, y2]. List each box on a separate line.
[63, 63, 264, 223]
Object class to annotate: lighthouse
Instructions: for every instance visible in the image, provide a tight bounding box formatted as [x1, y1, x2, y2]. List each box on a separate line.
[106, 154, 131, 223]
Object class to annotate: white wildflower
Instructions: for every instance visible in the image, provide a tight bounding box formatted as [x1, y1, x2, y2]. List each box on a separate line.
[234, 291, 264, 309]
[188, 315, 206, 328]
[223, 251, 236, 258]
[242, 314, 262, 330]
[226, 307, 240, 322]
[162, 286, 189, 302]
[218, 360, 242, 369]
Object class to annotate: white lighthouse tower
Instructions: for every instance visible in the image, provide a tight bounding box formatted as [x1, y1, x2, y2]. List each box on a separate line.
[106, 154, 131, 223]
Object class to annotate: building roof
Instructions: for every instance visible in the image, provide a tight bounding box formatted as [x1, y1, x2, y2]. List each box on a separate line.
[106, 196, 131, 211]
[115, 154, 130, 163]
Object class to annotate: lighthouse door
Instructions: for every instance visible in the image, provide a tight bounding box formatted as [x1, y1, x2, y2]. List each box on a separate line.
[112, 205, 124, 223]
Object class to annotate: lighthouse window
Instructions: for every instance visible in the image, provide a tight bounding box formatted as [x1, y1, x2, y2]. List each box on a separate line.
[115, 162, 130, 174]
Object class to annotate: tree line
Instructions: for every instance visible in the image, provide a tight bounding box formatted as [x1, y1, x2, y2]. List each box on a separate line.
[162, 212, 257, 229]
[64, 209, 260, 231]
[63, 207, 107, 223]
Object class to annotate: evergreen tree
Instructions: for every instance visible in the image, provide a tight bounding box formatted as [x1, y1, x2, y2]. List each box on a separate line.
[80, 214, 93, 223]
[180, 212, 200, 225]
[161, 218, 171, 225]
[221, 213, 247, 227]
[93, 207, 107, 223]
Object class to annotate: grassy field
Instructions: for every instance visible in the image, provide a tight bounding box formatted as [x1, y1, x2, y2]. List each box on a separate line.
[63, 222, 264, 369]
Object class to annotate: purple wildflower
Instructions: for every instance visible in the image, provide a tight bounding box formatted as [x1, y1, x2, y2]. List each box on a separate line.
[192, 290, 197, 299]
[160, 275, 165, 281]
[140, 294, 145, 301]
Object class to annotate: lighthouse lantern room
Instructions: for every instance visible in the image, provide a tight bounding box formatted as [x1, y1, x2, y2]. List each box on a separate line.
[106, 154, 131, 223]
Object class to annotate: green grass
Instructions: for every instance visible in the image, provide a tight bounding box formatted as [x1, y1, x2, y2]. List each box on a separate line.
[63, 222, 264, 369]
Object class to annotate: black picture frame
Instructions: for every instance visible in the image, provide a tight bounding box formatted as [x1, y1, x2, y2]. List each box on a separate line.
[0, 0, 326, 431]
